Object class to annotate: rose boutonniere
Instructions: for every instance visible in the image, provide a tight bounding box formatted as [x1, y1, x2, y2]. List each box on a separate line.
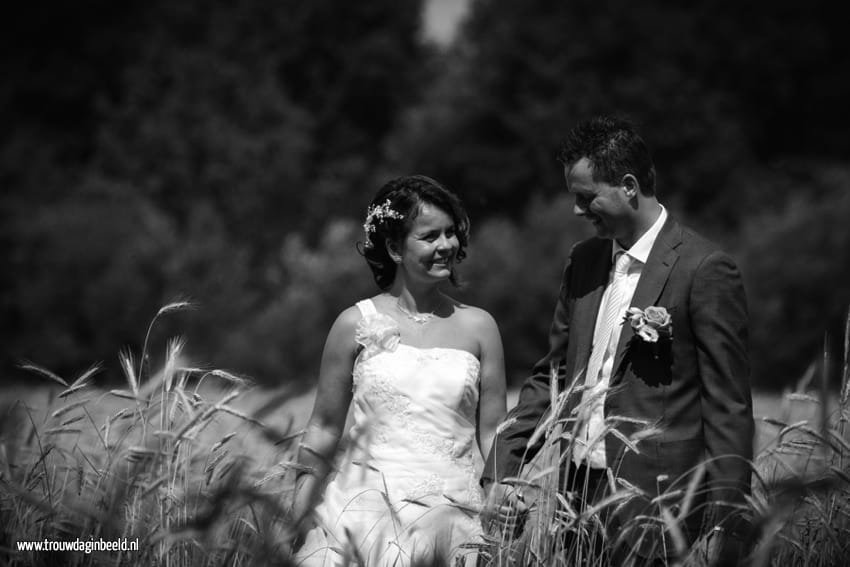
[624, 306, 673, 343]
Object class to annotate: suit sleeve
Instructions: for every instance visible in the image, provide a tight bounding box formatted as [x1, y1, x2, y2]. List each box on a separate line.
[690, 250, 754, 519]
[481, 252, 574, 484]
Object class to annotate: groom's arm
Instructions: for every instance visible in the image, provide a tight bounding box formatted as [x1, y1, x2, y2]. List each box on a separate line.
[691, 250, 754, 524]
[481, 254, 574, 484]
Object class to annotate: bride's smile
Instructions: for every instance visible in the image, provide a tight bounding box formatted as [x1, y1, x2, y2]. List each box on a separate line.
[396, 203, 459, 281]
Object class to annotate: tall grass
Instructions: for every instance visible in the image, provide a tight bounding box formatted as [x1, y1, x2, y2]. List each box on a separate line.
[1, 304, 303, 566]
[2, 306, 850, 566]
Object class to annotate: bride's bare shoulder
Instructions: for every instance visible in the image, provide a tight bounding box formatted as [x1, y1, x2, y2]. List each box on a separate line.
[328, 304, 366, 336]
[449, 300, 498, 332]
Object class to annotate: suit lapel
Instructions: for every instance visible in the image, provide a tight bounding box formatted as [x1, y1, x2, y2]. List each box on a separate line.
[612, 218, 682, 377]
[571, 239, 614, 382]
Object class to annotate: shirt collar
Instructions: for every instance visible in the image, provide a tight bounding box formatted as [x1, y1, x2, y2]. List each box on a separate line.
[612, 205, 668, 264]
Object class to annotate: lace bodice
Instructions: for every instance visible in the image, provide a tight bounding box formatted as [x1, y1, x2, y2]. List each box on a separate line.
[354, 344, 480, 451]
[296, 298, 485, 567]
[345, 299, 482, 497]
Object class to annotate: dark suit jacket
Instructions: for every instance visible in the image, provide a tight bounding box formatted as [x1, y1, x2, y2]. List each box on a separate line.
[483, 216, 754, 558]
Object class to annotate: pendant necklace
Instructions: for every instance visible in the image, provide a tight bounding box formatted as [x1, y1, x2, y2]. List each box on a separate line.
[396, 299, 437, 325]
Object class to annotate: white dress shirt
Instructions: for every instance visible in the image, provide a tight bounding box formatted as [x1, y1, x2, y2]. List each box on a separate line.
[574, 206, 668, 469]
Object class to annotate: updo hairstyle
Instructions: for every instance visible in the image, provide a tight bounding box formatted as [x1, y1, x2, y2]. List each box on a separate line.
[360, 175, 470, 290]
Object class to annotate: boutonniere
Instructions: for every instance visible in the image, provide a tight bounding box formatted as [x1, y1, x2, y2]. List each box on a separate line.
[624, 306, 673, 343]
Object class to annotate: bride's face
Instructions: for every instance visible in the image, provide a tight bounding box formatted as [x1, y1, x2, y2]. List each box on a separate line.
[395, 203, 459, 283]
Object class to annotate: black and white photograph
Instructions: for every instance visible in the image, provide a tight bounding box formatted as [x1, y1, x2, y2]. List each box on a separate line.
[2, 0, 848, 565]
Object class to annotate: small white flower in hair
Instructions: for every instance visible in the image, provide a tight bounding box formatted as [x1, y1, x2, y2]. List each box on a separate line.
[362, 199, 404, 248]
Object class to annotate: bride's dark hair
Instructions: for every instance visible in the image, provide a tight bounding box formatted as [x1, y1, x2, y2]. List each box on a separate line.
[359, 175, 470, 290]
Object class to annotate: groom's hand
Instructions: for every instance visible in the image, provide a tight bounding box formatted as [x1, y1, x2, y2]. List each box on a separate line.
[482, 481, 529, 537]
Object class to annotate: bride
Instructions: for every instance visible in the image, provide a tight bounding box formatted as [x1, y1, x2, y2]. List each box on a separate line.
[292, 175, 507, 566]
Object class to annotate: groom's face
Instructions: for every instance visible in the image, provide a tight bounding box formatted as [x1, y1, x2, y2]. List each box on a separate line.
[565, 158, 631, 241]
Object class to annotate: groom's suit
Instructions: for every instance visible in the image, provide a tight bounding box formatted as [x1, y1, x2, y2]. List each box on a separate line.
[484, 216, 754, 559]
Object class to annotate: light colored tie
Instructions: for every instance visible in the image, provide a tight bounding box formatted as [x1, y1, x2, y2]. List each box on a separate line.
[584, 251, 631, 386]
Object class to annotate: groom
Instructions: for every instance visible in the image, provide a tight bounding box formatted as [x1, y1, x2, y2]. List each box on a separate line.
[483, 116, 754, 564]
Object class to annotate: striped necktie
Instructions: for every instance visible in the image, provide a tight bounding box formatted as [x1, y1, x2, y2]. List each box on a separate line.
[584, 251, 631, 386]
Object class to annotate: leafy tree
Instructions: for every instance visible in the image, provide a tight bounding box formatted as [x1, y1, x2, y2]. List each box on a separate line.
[736, 163, 850, 388]
[5, 178, 175, 374]
[95, 0, 427, 255]
[393, 0, 847, 227]
[458, 195, 593, 384]
[2, 0, 429, 383]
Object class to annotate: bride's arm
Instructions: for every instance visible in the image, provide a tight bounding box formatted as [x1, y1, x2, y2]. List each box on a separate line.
[292, 307, 359, 524]
[475, 310, 508, 462]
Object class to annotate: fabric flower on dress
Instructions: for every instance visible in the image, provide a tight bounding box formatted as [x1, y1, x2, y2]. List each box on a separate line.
[624, 306, 673, 343]
[355, 313, 401, 359]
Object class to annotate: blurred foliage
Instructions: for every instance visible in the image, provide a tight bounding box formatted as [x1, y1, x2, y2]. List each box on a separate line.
[457, 197, 593, 383]
[2, 0, 425, 389]
[2, 0, 848, 389]
[736, 163, 850, 386]
[389, 0, 848, 226]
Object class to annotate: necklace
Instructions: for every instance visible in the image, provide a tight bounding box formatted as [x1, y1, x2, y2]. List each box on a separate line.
[396, 299, 437, 325]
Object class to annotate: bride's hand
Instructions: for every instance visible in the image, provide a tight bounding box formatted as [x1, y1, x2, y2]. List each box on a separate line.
[286, 512, 315, 555]
[285, 491, 317, 555]
[286, 470, 320, 553]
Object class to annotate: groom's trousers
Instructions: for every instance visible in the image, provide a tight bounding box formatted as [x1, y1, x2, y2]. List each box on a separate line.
[557, 462, 667, 566]
[554, 462, 608, 561]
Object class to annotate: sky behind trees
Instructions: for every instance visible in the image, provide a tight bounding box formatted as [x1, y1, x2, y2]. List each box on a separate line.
[423, 0, 471, 44]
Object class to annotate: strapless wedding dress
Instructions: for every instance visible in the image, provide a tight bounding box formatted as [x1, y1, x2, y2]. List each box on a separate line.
[296, 299, 484, 566]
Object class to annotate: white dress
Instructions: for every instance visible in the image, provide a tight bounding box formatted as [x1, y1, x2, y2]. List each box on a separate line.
[296, 299, 485, 567]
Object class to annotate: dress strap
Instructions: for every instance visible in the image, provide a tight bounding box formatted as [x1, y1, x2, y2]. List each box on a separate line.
[355, 298, 378, 317]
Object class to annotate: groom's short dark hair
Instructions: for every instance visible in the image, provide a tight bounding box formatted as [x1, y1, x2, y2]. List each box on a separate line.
[559, 116, 657, 195]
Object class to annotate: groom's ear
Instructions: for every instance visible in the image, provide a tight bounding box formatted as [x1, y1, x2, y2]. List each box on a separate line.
[621, 174, 639, 198]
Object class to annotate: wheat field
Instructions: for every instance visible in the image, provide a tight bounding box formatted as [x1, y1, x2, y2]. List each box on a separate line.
[1, 304, 848, 566]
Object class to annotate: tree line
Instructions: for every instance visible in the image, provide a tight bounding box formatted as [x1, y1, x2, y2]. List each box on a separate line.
[2, 0, 848, 389]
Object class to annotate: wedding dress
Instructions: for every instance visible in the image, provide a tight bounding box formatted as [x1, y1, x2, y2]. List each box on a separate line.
[295, 299, 485, 566]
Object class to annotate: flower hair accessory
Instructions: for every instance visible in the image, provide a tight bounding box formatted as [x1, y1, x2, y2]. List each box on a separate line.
[362, 199, 404, 249]
[624, 306, 672, 343]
